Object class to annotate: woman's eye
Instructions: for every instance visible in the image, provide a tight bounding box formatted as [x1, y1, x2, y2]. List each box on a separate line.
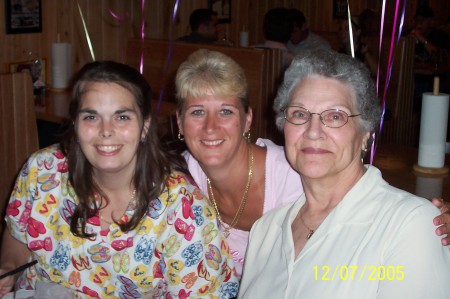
[328, 112, 345, 121]
[293, 111, 306, 119]
[190, 110, 204, 116]
[82, 115, 96, 121]
[117, 115, 130, 121]
[220, 109, 233, 116]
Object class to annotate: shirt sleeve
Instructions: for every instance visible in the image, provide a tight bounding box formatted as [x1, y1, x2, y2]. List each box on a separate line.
[162, 174, 239, 298]
[5, 155, 39, 243]
[378, 202, 450, 298]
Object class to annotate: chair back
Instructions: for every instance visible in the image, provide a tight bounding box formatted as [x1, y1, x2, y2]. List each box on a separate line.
[0, 72, 39, 228]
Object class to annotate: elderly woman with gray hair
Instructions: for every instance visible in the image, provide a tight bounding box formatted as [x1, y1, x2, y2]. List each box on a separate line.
[238, 50, 450, 298]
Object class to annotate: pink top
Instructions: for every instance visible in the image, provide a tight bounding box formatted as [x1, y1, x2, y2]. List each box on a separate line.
[184, 138, 304, 278]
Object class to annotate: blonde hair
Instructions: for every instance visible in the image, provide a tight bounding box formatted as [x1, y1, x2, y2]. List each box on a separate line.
[175, 49, 248, 113]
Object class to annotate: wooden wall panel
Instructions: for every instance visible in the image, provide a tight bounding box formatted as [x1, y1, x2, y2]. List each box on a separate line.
[0, 73, 39, 231]
[0, 0, 447, 107]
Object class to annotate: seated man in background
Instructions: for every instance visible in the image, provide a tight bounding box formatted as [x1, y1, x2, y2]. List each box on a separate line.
[253, 7, 293, 67]
[337, 10, 379, 77]
[287, 8, 331, 55]
[405, 5, 449, 111]
[407, 5, 449, 65]
[177, 8, 219, 44]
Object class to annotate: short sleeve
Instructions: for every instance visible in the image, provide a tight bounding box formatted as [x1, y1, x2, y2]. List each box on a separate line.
[5, 156, 39, 244]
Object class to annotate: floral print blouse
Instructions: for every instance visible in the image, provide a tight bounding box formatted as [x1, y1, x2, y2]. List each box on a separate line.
[5, 145, 238, 298]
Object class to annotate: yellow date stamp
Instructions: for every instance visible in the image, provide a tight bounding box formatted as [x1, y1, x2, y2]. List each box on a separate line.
[313, 265, 405, 281]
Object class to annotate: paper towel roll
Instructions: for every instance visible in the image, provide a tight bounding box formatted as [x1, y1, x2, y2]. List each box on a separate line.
[239, 31, 249, 47]
[418, 92, 449, 168]
[51, 43, 72, 89]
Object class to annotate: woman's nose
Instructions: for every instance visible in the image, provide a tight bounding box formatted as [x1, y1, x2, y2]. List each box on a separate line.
[100, 120, 114, 138]
[304, 114, 324, 139]
[205, 115, 217, 132]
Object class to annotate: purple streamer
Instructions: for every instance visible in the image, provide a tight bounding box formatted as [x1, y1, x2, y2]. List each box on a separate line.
[370, 0, 405, 164]
[109, 9, 129, 22]
[140, 0, 146, 75]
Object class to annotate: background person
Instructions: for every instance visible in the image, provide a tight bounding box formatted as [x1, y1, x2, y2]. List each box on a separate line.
[338, 11, 379, 77]
[407, 5, 449, 64]
[0, 61, 238, 298]
[239, 50, 450, 298]
[287, 8, 331, 55]
[405, 5, 450, 112]
[177, 8, 219, 44]
[253, 7, 294, 67]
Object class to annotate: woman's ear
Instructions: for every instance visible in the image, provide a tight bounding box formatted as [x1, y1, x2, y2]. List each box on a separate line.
[362, 131, 371, 150]
[245, 107, 253, 132]
[141, 117, 151, 140]
[176, 111, 183, 135]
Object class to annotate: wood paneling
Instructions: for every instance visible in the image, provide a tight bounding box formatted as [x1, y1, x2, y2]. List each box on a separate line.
[0, 72, 39, 230]
[1, 0, 448, 84]
[380, 37, 419, 146]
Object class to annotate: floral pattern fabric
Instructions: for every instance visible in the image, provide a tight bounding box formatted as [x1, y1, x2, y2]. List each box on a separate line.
[5, 145, 238, 298]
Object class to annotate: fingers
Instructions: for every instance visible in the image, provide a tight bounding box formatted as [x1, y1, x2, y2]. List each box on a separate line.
[0, 276, 15, 296]
[433, 210, 450, 226]
[431, 198, 444, 207]
[432, 199, 450, 246]
[435, 222, 450, 246]
[431, 198, 449, 213]
[443, 203, 450, 212]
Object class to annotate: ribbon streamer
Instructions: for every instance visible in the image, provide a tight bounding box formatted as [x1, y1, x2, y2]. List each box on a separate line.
[108, 7, 130, 63]
[139, 0, 146, 74]
[371, 0, 406, 164]
[109, 8, 129, 22]
[347, 4, 355, 58]
[77, 2, 96, 61]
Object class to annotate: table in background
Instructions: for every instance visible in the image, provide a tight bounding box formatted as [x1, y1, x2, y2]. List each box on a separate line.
[35, 89, 71, 123]
[373, 144, 450, 201]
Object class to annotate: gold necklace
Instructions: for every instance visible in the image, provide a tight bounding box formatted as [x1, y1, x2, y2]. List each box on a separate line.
[207, 147, 254, 238]
[99, 188, 137, 225]
[299, 208, 316, 240]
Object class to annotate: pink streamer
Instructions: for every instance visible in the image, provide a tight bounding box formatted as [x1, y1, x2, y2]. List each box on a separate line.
[108, 8, 130, 63]
[109, 8, 129, 22]
[140, 0, 146, 75]
[370, 0, 406, 164]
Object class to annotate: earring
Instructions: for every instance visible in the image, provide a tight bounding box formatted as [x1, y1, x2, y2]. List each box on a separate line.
[361, 148, 367, 163]
[243, 131, 251, 142]
[178, 130, 185, 141]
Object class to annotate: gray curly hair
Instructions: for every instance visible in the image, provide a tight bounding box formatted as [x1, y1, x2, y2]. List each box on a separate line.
[273, 50, 381, 133]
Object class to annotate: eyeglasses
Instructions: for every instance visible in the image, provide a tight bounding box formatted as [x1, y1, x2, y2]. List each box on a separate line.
[282, 106, 361, 128]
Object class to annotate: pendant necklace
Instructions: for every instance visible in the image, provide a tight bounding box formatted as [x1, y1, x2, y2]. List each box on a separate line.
[299, 208, 316, 240]
[207, 147, 254, 238]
